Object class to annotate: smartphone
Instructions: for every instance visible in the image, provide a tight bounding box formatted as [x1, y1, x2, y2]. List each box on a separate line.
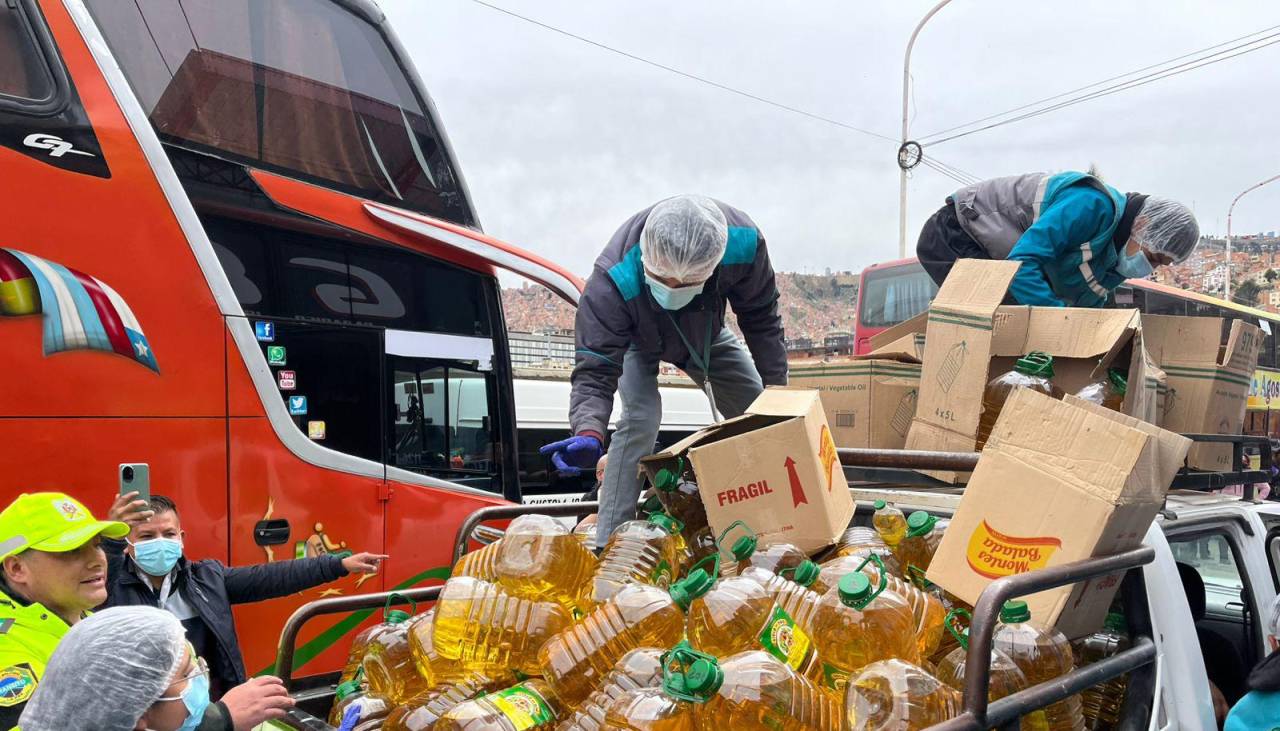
[118, 463, 150, 502]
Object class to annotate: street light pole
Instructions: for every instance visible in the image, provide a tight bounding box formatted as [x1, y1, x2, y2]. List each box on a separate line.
[899, 0, 955, 258]
[1225, 173, 1280, 303]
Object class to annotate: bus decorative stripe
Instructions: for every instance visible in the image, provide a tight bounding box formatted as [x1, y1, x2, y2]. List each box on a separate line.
[927, 314, 993, 331]
[1, 248, 158, 372]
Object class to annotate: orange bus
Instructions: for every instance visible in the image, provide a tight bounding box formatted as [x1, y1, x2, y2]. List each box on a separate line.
[0, 0, 581, 679]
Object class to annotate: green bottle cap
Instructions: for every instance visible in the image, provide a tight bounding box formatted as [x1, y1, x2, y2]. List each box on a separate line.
[873, 499, 887, 510]
[641, 495, 665, 515]
[386, 609, 411, 624]
[730, 534, 758, 560]
[334, 679, 361, 702]
[669, 568, 715, 609]
[683, 657, 724, 697]
[1000, 600, 1031, 624]
[655, 468, 678, 492]
[838, 572, 873, 606]
[1015, 351, 1055, 378]
[791, 560, 821, 588]
[905, 511, 936, 537]
[648, 513, 680, 535]
[1104, 612, 1127, 633]
[1108, 369, 1128, 396]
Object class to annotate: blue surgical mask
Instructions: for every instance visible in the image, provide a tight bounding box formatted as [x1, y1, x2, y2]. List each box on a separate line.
[1115, 246, 1155, 279]
[645, 273, 703, 311]
[175, 672, 210, 730]
[131, 537, 183, 576]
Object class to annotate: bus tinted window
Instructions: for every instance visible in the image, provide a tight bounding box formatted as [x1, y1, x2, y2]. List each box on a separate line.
[0, 3, 53, 102]
[859, 265, 937, 328]
[389, 360, 494, 476]
[86, 0, 473, 225]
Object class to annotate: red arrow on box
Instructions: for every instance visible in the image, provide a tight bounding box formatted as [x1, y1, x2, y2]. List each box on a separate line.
[785, 456, 808, 508]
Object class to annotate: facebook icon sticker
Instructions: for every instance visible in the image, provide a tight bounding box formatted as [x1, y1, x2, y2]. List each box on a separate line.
[288, 395, 308, 416]
[254, 321, 275, 342]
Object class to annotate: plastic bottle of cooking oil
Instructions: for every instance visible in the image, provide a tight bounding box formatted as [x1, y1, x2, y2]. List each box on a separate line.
[872, 500, 908, 547]
[994, 601, 1086, 731]
[599, 644, 718, 730]
[934, 610, 1048, 731]
[539, 577, 696, 709]
[924, 583, 973, 665]
[452, 539, 501, 581]
[810, 554, 944, 658]
[895, 511, 947, 578]
[556, 648, 665, 731]
[591, 513, 684, 602]
[329, 672, 392, 728]
[653, 462, 709, 536]
[337, 620, 386, 686]
[434, 679, 563, 731]
[740, 561, 823, 602]
[827, 526, 904, 576]
[808, 571, 919, 693]
[685, 574, 820, 679]
[496, 514, 599, 613]
[1075, 370, 1128, 413]
[682, 525, 720, 570]
[432, 576, 572, 677]
[700, 650, 842, 731]
[383, 672, 513, 731]
[732, 536, 809, 576]
[975, 352, 1056, 451]
[1073, 613, 1130, 731]
[362, 605, 431, 704]
[845, 659, 963, 730]
[572, 520, 597, 545]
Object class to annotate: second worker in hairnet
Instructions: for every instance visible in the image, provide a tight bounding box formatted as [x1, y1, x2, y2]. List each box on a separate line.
[916, 171, 1200, 306]
[541, 195, 786, 547]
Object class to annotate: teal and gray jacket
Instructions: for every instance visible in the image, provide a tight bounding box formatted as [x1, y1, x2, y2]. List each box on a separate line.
[570, 199, 786, 440]
[950, 171, 1129, 307]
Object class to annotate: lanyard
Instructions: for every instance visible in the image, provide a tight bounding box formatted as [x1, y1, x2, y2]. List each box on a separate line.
[665, 311, 720, 421]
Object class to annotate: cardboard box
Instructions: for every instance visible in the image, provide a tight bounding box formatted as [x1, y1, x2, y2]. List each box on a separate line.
[1141, 315, 1262, 470]
[789, 354, 922, 451]
[905, 260, 1162, 481]
[640, 388, 854, 554]
[926, 389, 1190, 638]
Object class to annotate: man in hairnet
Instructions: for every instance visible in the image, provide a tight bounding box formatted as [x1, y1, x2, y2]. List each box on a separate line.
[541, 195, 786, 547]
[916, 171, 1200, 306]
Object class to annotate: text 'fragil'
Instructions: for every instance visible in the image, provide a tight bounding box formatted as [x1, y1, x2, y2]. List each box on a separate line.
[716, 480, 773, 506]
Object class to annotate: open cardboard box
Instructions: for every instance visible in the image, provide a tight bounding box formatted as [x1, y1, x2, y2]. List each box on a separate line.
[789, 345, 922, 451]
[905, 260, 1163, 482]
[639, 388, 853, 554]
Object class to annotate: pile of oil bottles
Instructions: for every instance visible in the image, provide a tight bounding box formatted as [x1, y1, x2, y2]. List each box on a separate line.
[328, 493, 1131, 731]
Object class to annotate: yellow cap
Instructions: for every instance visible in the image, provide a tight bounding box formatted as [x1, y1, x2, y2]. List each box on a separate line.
[0, 493, 129, 559]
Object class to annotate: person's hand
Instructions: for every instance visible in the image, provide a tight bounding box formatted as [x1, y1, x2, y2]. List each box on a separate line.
[221, 675, 295, 730]
[341, 552, 388, 574]
[107, 491, 154, 527]
[539, 435, 603, 476]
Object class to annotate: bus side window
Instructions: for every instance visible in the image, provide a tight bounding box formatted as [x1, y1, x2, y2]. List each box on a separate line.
[0, 2, 54, 104]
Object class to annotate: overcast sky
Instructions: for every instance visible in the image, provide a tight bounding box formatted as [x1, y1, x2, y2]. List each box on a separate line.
[382, 0, 1280, 278]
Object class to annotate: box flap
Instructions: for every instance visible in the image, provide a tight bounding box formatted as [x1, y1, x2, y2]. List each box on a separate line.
[746, 387, 823, 418]
[1222, 319, 1264, 370]
[1019, 308, 1140, 358]
[1141, 314, 1222, 366]
[868, 312, 927, 351]
[859, 333, 924, 363]
[1063, 395, 1191, 501]
[930, 260, 1020, 315]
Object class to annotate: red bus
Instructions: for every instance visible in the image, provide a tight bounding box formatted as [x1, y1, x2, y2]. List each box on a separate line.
[0, 0, 580, 679]
[852, 258, 938, 353]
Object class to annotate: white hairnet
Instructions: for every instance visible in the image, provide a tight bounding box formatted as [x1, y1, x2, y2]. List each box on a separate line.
[1134, 197, 1199, 263]
[639, 195, 728, 284]
[20, 606, 187, 731]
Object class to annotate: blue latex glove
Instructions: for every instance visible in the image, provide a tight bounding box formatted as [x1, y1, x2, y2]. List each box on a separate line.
[540, 434, 604, 477]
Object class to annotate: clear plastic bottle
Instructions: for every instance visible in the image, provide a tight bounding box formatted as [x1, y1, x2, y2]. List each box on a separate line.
[653, 464, 710, 536]
[994, 601, 1085, 731]
[895, 511, 947, 578]
[934, 613, 1048, 731]
[827, 527, 903, 576]
[1072, 613, 1130, 731]
[496, 514, 599, 614]
[407, 609, 465, 687]
[808, 572, 919, 693]
[384, 672, 512, 730]
[686, 574, 820, 679]
[600, 687, 697, 730]
[452, 539, 501, 581]
[556, 648, 665, 731]
[733, 537, 809, 577]
[338, 621, 384, 686]
[591, 514, 683, 603]
[975, 352, 1056, 451]
[329, 676, 392, 728]
[1074, 369, 1127, 413]
[872, 500, 908, 547]
[845, 659, 963, 730]
[682, 525, 720, 572]
[573, 520, 598, 545]
[362, 607, 430, 704]
[811, 554, 944, 659]
[434, 679, 563, 731]
[698, 650, 842, 731]
[432, 576, 572, 677]
[539, 578, 694, 709]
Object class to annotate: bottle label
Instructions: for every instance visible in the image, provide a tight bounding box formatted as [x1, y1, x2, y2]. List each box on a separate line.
[491, 685, 554, 730]
[650, 559, 673, 586]
[820, 661, 850, 691]
[758, 604, 812, 671]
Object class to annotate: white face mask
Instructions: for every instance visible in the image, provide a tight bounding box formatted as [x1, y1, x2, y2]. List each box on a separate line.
[644, 273, 703, 310]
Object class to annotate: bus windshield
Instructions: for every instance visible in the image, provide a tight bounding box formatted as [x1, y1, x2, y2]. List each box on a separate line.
[859, 263, 937, 328]
[86, 0, 472, 226]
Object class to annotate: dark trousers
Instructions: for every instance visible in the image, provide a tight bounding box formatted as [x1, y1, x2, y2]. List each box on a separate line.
[916, 199, 993, 288]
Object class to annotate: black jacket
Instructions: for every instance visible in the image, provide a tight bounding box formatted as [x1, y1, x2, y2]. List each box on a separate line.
[102, 539, 347, 692]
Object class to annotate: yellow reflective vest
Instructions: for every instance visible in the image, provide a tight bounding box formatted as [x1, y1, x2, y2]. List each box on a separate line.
[0, 588, 73, 730]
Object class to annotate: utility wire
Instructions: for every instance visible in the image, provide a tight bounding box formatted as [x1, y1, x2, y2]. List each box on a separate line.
[919, 23, 1280, 143]
[920, 157, 977, 186]
[466, 0, 899, 143]
[923, 155, 980, 185]
[922, 31, 1280, 147]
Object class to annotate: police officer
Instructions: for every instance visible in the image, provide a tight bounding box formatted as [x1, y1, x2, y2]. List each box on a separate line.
[541, 195, 787, 547]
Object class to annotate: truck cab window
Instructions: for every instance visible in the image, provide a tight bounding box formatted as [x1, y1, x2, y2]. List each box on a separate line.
[1171, 532, 1257, 706]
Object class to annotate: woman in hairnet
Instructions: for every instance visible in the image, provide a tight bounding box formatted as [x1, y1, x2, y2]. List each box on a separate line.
[916, 171, 1200, 306]
[542, 195, 786, 548]
[19, 606, 219, 731]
